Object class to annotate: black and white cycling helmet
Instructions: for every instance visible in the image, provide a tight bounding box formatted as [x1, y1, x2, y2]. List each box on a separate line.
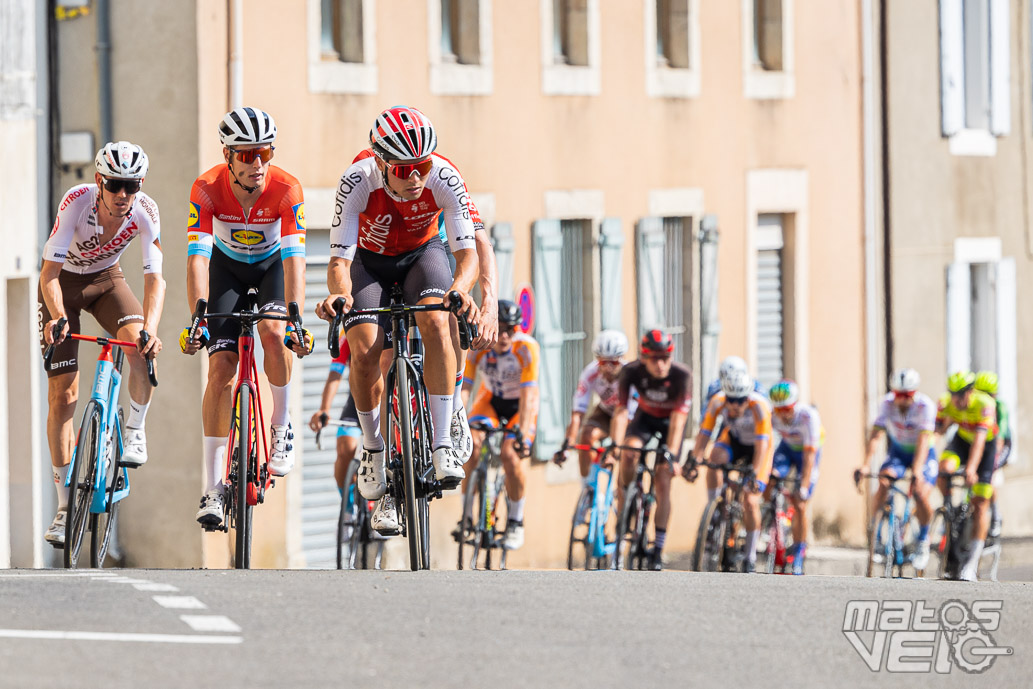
[95, 141, 148, 179]
[592, 330, 629, 359]
[219, 107, 277, 146]
[718, 356, 748, 382]
[721, 370, 754, 399]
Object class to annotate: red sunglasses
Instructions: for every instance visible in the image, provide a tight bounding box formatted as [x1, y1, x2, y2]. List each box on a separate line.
[232, 145, 275, 164]
[385, 157, 433, 179]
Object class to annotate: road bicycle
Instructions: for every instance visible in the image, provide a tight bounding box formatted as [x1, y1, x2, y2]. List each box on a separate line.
[315, 419, 386, 570]
[187, 291, 304, 569]
[757, 474, 797, 574]
[44, 321, 157, 568]
[688, 459, 754, 573]
[929, 470, 1001, 581]
[612, 435, 674, 570]
[454, 422, 526, 571]
[560, 443, 618, 570]
[856, 472, 922, 578]
[329, 286, 475, 571]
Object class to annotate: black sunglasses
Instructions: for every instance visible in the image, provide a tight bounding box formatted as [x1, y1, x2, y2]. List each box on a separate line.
[102, 178, 142, 195]
[726, 396, 749, 405]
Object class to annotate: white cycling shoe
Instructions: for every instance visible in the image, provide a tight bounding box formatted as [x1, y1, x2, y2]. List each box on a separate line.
[451, 405, 473, 461]
[45, 510, 67, 548]
[371, 495, 400, 535]
[196, 490, 225, 528]
[912, 538, 931, 572]
[358, 446, 387, 500]
[432, 446, 465, 486]
[503, 521, 525, 551]
[122, 428, 148, 467]
[268, 423, 295, 477]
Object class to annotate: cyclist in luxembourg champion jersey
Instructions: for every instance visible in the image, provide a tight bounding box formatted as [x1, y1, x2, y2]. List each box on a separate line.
[767, 379, 824, 575]
[181, 107, 311, 529]
[317, 105, 481, 532]
[688, 369, 773, 573]
[935, 370, 997, 581]
[610, 330, 692, 571]
[461, 300, 540, 550]
[39, 141, 166, 548]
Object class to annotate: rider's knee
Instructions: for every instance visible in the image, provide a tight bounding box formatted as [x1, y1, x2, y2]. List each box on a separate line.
[207, 355, 237, 386]
[47, 378, 77, 409]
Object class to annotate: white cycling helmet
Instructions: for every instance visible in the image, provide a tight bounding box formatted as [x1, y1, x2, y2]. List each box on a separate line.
[592, 330, 629, 359]
[718, 356, 748, 381]
[219, 107, 277, 146]
[721, 370, 754, 398]
[95, 141, 148, 179]
[888, 368, 920, 393]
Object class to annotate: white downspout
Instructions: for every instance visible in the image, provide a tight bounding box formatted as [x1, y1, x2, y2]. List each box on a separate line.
[862, 0, 879, 424]
[229, 0, 243, 108]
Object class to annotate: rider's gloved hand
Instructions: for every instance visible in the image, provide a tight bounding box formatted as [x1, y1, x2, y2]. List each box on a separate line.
[179, 322, 209, 354]
[553, 438, 571, 465]
[742, 468, 760, 494]
[284, 325, 314, 354]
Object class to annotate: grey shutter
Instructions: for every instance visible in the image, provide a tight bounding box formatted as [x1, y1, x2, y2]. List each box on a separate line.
[940, 0, 965, 136]
[989, 0, 1010, 135]
[299, 258, 344, 568]
[599, 217, 624, 331]
[491, 222, 515, 300]
[946, 262, 971, 374]
[756, 215, 784, 390]
[533, 219, 565, 459]
[636, 217, 666, 335]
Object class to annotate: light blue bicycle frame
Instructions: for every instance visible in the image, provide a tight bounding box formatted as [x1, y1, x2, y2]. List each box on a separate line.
[64, 344, 129, 512]
[585, 459, 617, 559]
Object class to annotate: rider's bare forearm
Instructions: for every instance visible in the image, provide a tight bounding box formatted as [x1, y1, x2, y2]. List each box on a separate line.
[327, 257, 353, 295]
[142, 273, 166, 333]
[519, 386, 539, 438]
[610, 406, 629, 447]
[39, 260, 66, 320]
[319, 370, 343, 411]
[449, 248, 478, 294]
[474, 232, 497, 304]
[565, 411, 585, 442]
[666, 410, 688, 455]
[186, 254, 209, 312]
[282, 255, 306, 310]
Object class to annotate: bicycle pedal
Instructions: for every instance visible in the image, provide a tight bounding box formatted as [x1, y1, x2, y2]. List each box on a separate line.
[437, 476, 462, 491]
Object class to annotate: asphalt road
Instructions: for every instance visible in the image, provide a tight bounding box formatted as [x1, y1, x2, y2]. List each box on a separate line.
[1, 568, 1030, 689]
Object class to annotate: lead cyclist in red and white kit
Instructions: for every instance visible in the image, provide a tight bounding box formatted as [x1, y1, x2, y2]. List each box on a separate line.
[39, 141, 166, 547]
[317, 106, 481, 525]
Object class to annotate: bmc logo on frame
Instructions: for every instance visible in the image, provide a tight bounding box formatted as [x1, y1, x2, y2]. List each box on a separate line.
[843, 599, 1012, 674]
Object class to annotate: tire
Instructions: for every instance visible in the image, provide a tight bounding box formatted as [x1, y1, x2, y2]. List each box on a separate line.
[692, 499, 725, 573]
[567, 486, 594, 570]
[722, 504, 747, 572]
[337, 458, 361, 570]
[395, 363, 422, 571]
[65, 401, 101, 569]
[90, 408, 123, 568]
[413, 387, 433, 570]
[757, 502, 776, 574]
[866, 509, 892, 578]
[234, 385, 254, 569]
[458, 461, 485, 570]
[614, 484, 644, 570]
[487, 467, 507, 571]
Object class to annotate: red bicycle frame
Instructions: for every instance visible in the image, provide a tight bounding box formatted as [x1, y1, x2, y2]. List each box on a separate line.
[224, 331, 272, 506]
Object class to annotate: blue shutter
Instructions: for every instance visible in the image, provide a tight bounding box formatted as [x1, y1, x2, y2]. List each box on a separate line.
[491, 222, 515, 300]
[940, 0, 964, 136]
[636, 217, 666, 336]
[532, 219, 565, 459]
[599, 217, 624, 331]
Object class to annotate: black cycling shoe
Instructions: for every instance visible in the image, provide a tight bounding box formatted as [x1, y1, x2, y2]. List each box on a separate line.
[647, 548, 664, 571]
[743, 559, 756, 574]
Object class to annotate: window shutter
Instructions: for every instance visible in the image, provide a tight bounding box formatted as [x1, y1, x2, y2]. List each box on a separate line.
[995, 258, 1017, 444]
[491, 222, 515, 300]
[989, 0, 1011, 136]
[599, 217, 624, 331]
[532, 219, 565, 459]
[946, 262, 971, 373]
[636, 217, 666, 335]
[940, 0, 965, 136]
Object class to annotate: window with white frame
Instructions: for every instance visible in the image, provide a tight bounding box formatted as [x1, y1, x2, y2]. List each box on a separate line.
[541, 0, 600, 95]
[741, 0, 794, 99]
[939, 0, 1010, 155]
[646, 0, 701, 98]
[636, 217, 693, 363]
[429, 0, 493, 94]
[309, 0, 377, 94]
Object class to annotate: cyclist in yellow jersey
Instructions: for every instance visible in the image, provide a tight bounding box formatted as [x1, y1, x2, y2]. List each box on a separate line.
[461, 300, 540, 550]
[935, 370, 997, 581]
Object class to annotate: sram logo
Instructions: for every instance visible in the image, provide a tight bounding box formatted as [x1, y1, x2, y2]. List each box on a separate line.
[232, 229, 265, 246]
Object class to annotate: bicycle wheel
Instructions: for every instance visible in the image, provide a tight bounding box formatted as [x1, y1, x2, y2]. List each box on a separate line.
[928, 506, 950, 578]
[394, 363, 423, 571]
[90, 409, 124, 568]
[722, 505, 747, 572]
[413, 385, 433, 570]
[757, 502, 777, 574]
[614, 484, 644, 570]
[65, 401, 101, 569]
[692, 498, 725, 572]
[567, 486, 594, 570]
[233, 385, 255, 569]
[337, 458, 361, 570]
[458, 462, 485, 570]
[488, 466, 508, 571]
[866, 510, 892, 578]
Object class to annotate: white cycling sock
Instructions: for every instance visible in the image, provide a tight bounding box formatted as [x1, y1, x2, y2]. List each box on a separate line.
[203, 436, 227, 494]
[961, 540, 984, 580]
[269, 382, 290, 427]
[357, 407, 384, 451]
[429, 394, 453, 450]
[53, 464, 70, 511]
[452, 372, 464, 409]
[126, 399, 150, 430]
[745, 530, 760, 564]
[508, 497, 526, 523]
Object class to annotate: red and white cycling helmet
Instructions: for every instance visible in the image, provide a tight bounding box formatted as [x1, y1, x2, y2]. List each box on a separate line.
[95, 141, 148, 179]
[219, 107, 277, 146]
[370, 106, 437, 162]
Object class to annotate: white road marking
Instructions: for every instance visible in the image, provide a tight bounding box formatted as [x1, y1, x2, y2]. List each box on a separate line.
[0, 572, 116, 578]
[153, 596, 207, 610]
[98, 577, 154, 584]
[180, 615, 241, 633]
[0, 629, 242, 644]
[133, 582, 180, 592]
